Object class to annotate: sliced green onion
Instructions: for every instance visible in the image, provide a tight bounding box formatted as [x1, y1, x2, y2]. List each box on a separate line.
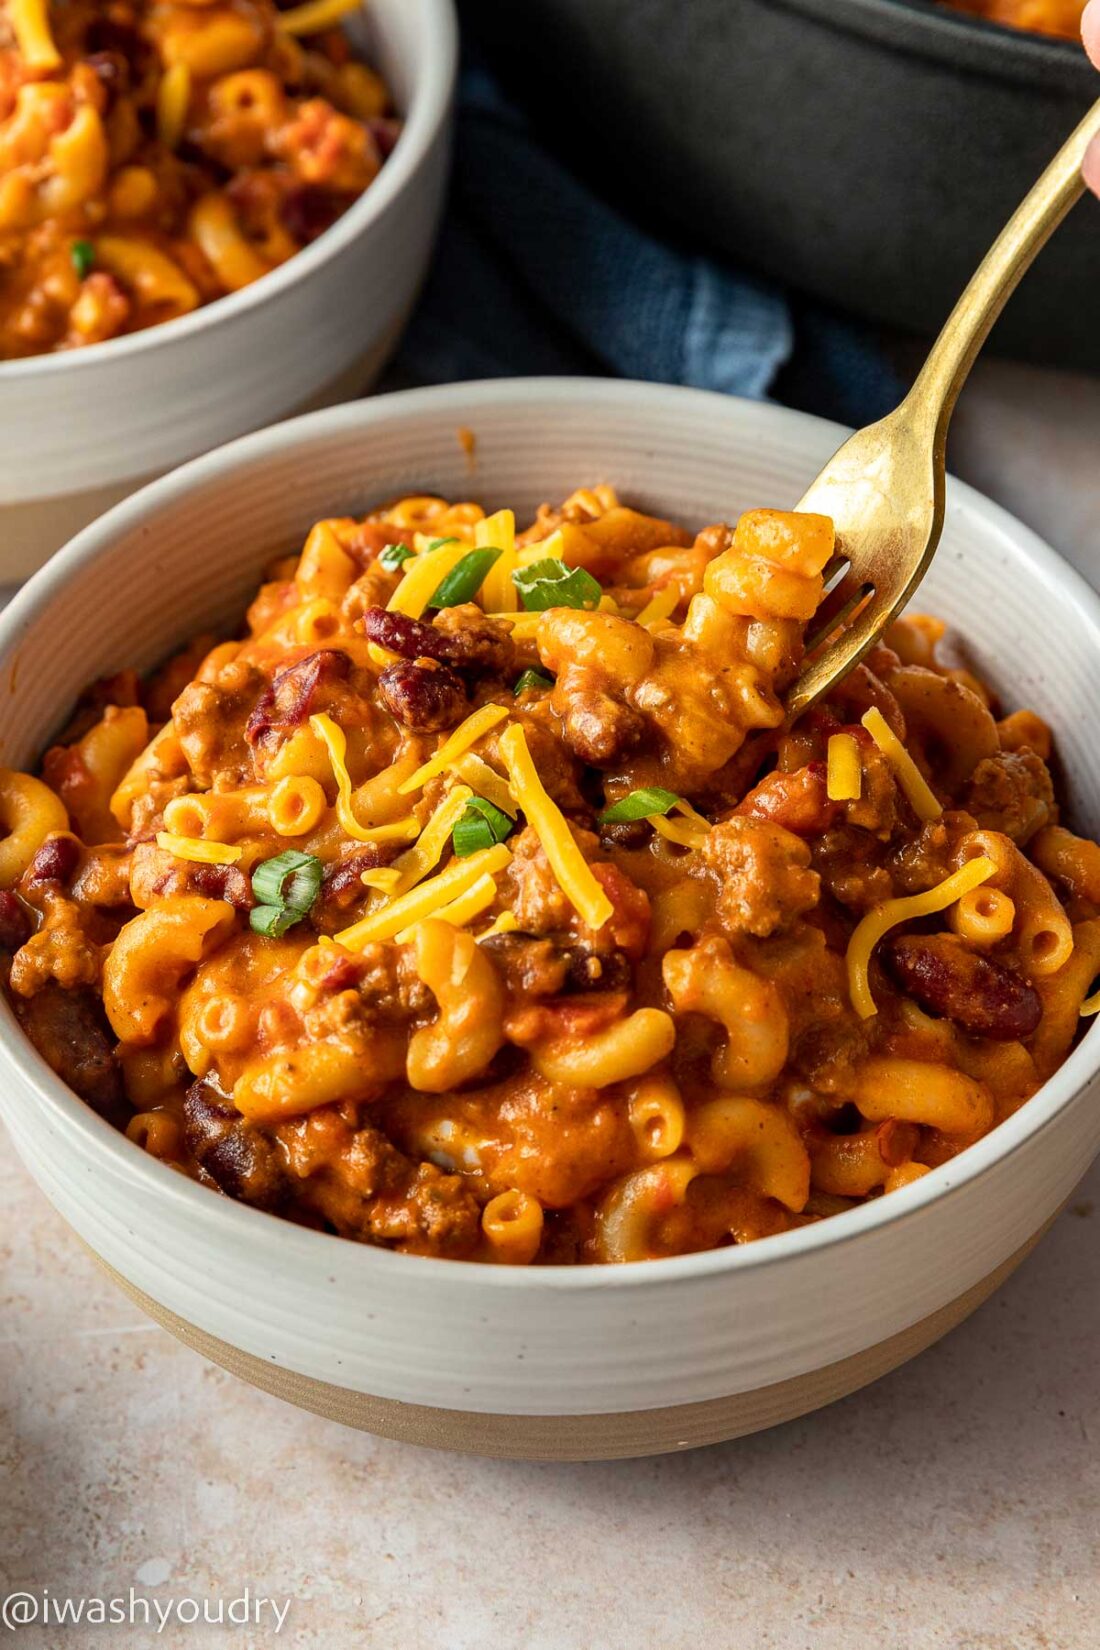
[379, 542, 414, 571]
[249, 903, 305, 938]
[513, 668, 554, 697]
[251, 849, 323, 914]
[71, 239, 95, 280]
[427, 548, 502, 609]
[512, 559, 602, 612]
[424, 536, 461, 552]
[452, 796, 513, 858]
[598, 787, 682, 824]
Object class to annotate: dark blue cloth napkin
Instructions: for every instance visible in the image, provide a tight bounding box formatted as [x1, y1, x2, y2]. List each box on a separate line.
[393, 62, 905, 430]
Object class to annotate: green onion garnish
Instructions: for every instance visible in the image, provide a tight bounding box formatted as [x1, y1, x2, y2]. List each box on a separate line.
[512, 559, 602, 612]
[249, 903, 306, 938]
[513, 668, 554, 697]
[251, 849, 323, 917]
[71, 239, 95, 280]
[380, 542, 414, 571]
[424, 536, 461, 552]
[427, 548, 502, 609]
[452, 796, 513, 858]
[598, 787, 682, 824]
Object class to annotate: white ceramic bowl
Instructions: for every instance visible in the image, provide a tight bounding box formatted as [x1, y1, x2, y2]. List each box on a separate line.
[3, 379, 1099, 1461]
[0, 0, 456, 582]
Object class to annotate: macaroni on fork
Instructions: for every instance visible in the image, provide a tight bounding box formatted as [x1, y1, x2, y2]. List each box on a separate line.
[0, 0, 397, 358]
[2, 485, 1099, 1264]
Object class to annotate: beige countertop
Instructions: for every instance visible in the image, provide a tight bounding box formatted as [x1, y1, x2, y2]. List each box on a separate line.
[3, 358, 1100, 1650]
[3, 1144, 1098, 1649]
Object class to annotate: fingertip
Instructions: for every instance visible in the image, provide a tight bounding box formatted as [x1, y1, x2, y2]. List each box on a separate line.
[1084, 133, 1100, 199]
[1083, 0, 1100, 68]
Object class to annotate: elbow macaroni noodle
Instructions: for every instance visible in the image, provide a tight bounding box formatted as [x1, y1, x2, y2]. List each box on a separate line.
[3, 486, 1098, 1263]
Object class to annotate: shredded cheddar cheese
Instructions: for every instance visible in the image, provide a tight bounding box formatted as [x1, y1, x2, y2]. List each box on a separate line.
[846, 855, 996, 1019]
[11, 0, 60, 69]
[477, 510, 517, 614]
[387, 539, 470, 619]
[674, 798, 712, 832]
[360, 867, 402, 893]
[386, 786, 473, 896]
[397, 704, 510, 796]
[650, 815, 708, 850]
[395, 872, 498, 944]
[155, 832, 242, 865]
[276, 0, 361, 35]
[635, 585, 680, 629]
[448, 752, 518, 817]
[862, 707, 941, 822]
[516, 529, 565, 567]
[310, 713, 420, 844]
[156, 63, 191, 151]
[499, 723, 614, 932]
[356, 817, 421, 843]
[827, 732, 863, 802]
[477, 910, 518, 941]
[335, 844, 512, 949]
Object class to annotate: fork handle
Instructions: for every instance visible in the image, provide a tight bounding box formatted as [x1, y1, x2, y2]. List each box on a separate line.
[908, 96, 1100, 439]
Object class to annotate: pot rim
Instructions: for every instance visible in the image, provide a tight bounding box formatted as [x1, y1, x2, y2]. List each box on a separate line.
[769, 0, 1093, 91]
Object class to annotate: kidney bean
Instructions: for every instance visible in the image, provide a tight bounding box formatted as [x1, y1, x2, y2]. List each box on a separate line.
[0, 891, 30, 951]
[360, 607, 459, 663]
[15, 983, 126, 1123]
[361, 605, 516, 680]
[378, 660, 467, 731]
[281, 184, 339, 245]
[245, 648, 350, 749]
[481, 933, 570, 997]
[183, 1081, 289, 1212]
[883, 933, 1042, 1041]
[368, 117, 402, 159]
[563, 946, 633, 994]
[25, 834, 80, 888]
[84, 50, 131, 105]
[320, 845, 398, 914]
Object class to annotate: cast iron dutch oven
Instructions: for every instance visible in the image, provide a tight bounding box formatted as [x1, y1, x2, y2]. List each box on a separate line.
[464, 0, 1099, 370]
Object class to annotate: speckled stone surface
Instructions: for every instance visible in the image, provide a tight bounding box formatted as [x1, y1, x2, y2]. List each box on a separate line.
[4, 360, 1100, 1649]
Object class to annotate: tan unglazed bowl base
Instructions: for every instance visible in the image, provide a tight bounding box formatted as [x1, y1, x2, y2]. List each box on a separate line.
[94, 1226, 1045, 1461]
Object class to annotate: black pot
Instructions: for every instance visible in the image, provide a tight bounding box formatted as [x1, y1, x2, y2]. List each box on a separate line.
[463, 0, 1100, 370]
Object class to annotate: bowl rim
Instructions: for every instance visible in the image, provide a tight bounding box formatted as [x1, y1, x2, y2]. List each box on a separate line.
[0, 0, 458, 384]
[775, 0, 1092, 86]
[4, 374, 1100, 1292]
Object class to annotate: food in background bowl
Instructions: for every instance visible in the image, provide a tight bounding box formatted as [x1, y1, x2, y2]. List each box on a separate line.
[0, 0, 400, 358]
[3, 482, 1099, 1266]
[940, 0, 1085, 38]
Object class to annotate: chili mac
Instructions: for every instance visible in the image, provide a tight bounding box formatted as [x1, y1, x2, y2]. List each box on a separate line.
[3, 487, 1098, 1264]
[0, 0, 398, 358]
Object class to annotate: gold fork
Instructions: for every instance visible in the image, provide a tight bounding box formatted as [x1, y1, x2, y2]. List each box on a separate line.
[786, 97, 1100, 722]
